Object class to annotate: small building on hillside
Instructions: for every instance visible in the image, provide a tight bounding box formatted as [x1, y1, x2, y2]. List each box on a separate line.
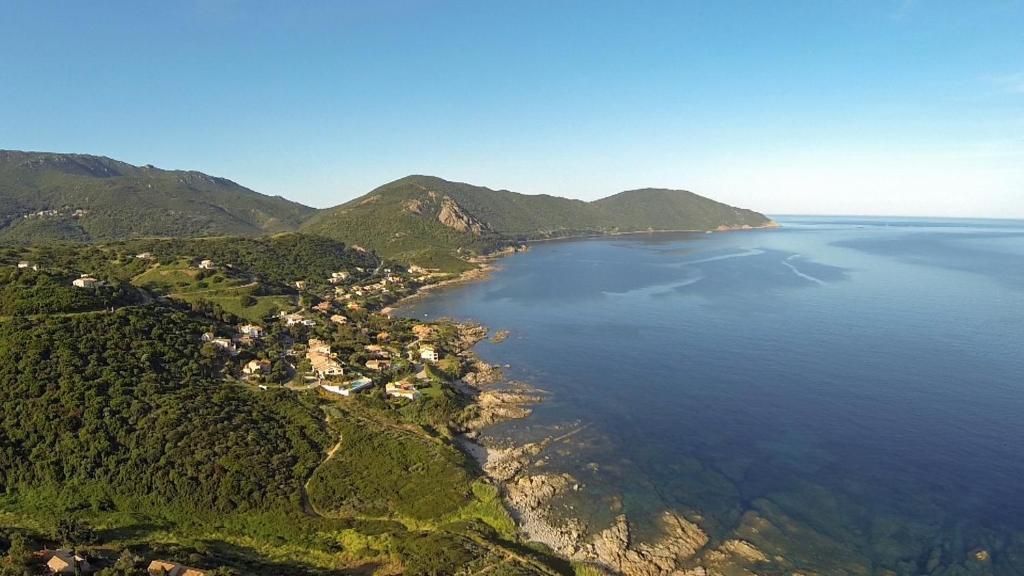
[419, 346, 439, 363]
[314, 301, 333, 313]
[47, 550, 91, 574]
[294, 280, 306, 290]
[198, 259, 215, 270]
[238, 324, 264, 339]
[321, 377, 373, 397]
[386, 380, 421, 401]
[329, 314, 348, 325]
[243, 359, 271, 376]
[147, 559, 209, 576]
[72, 275, 99, 288]
[17, 261, 39, 270]
[307, 339, 344, 378]
[209, 338, 238, 356]
[411, 324, 433, 339]
[365, 359, 390, 371]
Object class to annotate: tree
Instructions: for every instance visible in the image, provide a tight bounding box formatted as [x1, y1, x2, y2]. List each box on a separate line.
[54, 517, 95, 548]
[1, 532, 30, 576]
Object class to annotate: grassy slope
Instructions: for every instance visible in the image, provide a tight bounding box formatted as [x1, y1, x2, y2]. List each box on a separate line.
[0, 150, 316, 243]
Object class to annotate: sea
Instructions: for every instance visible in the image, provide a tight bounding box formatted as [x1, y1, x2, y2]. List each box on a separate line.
[400, 217, 1024, 575]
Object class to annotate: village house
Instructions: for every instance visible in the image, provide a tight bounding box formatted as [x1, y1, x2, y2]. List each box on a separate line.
[329, 314, 348, 325]
[147, 559, 209, 576]
[419, 346, 440, 362]
[321, 376, 373, 397]
[198, 259, 215, 270]
[72, 275, 99, 288]
[238, 324, 264, 339]
[294, 280, 306, 290]
[243, 359, 271, 376]
[346, 301, 364, 311]
[281, 312, 316, 327]
[47, 549, 91, 574]
[364, 344, 391, 358]
[314, 301, 333, 313]
[329, 271, 350, 284]
[365, 359, 391, 371]
[209, 337, 238, 355]
[135, 252, 153, 259]
[17, 261, 39, 270]
[386, 380, 421, 401]
[307, 339, 344, 378]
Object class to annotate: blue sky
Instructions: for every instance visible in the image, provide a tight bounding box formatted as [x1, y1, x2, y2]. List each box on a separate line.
[2, 1, 1022, 217]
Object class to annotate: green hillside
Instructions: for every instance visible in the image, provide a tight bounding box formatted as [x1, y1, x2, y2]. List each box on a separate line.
[0, 151, 316, 243]
[302, 175, 775, 270]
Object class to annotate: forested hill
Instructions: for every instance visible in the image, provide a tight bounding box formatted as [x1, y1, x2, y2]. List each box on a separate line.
[0, 151, 316, 243]
[301, 175, 775, 270]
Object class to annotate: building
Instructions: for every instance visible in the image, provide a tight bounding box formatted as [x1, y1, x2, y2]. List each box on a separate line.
[314, 301, 333, 313]
[321, 377, 373, 397]
[295, 280, 306, 290]
[135, 252, 154, 259]
[209, 338, 237, 355]
[17, 260, 38, 270]
[386, 380, 422, 400]
[365, 359, 391, 371]
[72, 275, 99, 288]
[329, 271, 350, 284]
[147, 560, 209, 576]
[329, 314, 348, 325]
[47, 550, 91, 574]
[238, 324, 264, 339]
[198, 259, 215, 270]
[307, 339, 344, 378]
[281, 312, 314, 327]
[411, 324, 433, 339]
[419, 346, 439, 362]
[243, 359, 271, 376]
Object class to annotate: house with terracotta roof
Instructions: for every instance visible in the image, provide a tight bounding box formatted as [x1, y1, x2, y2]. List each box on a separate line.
[47, 549, 91, 574]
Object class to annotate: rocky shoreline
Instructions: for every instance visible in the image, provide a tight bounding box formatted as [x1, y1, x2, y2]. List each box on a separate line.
[398, 264, 778, 576]
[451, 324, 776, 576]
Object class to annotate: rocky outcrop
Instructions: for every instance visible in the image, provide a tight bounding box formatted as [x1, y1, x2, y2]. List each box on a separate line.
[582, 512, 709, 576]
[437, 195, 488, 235]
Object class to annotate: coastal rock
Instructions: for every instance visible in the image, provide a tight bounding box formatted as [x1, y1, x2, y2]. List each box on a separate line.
[584, 512, 709, 576]
[462, 388, 541, 431]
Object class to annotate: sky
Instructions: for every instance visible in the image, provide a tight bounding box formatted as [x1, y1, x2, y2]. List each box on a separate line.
[1, 1, 1022, 217]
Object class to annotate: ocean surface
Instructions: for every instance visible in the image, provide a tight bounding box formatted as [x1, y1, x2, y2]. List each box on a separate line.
[401, 217, 1024, 574]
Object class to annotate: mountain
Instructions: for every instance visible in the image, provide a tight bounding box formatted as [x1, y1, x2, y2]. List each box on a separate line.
[0, 150, 316, 243]
[301, 175, 775, 270]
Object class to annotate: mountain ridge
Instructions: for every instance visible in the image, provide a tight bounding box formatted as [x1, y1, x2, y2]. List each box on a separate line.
[301, 174, 776, 270]
[0, 151, 775, 271]
[0, 150, 316, 243]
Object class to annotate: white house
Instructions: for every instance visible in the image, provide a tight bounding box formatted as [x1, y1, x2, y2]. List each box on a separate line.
[239, 324, 264, 339]
[386, 380, 422, 400]
[198, 259, 215, 270]
[243, 359, 270, 376]
[419, 346, 439, 362]
[209, 338, 238, 355]
[72, 275, 99, 288]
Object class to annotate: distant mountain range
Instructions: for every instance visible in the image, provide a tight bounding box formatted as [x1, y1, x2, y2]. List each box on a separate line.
[0, 151, 314, 243]
[0, 151, 775, 269]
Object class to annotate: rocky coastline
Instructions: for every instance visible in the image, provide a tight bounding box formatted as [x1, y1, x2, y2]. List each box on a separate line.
[399, 261, 778, 576]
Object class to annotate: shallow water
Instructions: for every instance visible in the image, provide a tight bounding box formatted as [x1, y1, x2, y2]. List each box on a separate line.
[402, 217, 1024, 574]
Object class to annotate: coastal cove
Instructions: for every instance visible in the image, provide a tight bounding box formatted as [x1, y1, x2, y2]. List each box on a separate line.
[399, 217, 1024, 575]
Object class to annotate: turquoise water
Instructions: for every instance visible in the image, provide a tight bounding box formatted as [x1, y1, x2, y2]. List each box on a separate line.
[403, 217, 1024, 574]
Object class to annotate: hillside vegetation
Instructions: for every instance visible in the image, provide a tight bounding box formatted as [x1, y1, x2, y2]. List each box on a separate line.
[0, 151, 315, 243]
[302, 175, 774, 270]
